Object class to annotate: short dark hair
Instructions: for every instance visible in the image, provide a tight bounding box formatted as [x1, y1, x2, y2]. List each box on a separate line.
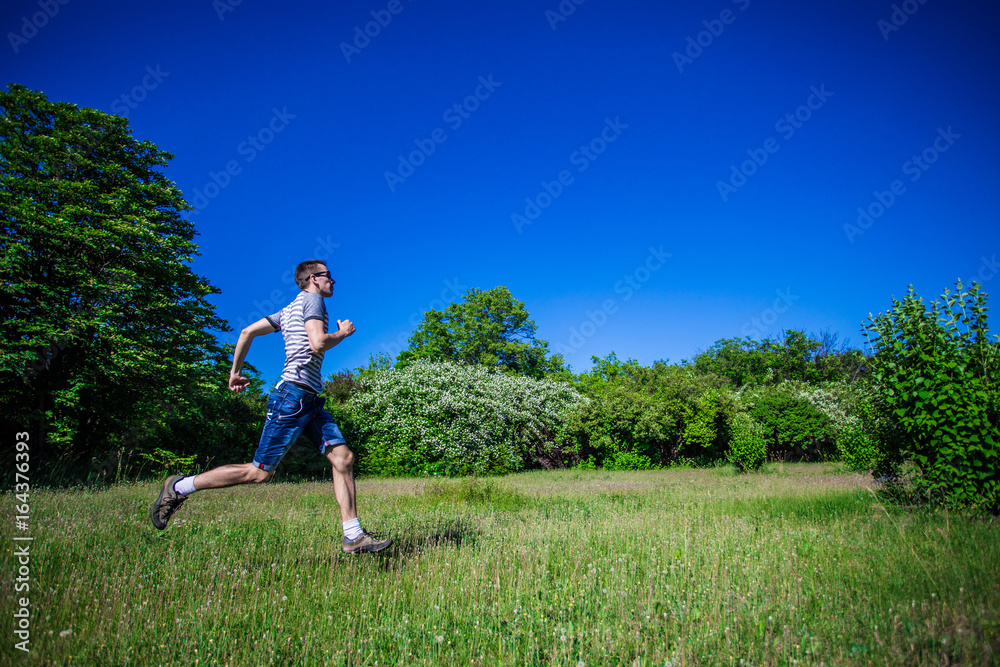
[295, 260, 326, 290]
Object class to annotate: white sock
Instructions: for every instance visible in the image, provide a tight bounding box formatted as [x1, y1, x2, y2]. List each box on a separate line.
[173, 475, 197, 496]
[342, 518, 363, 540]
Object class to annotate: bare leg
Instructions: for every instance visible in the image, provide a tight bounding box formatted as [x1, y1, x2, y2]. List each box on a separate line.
[193, 463, 272, 490]
[324, 444, 357, 522]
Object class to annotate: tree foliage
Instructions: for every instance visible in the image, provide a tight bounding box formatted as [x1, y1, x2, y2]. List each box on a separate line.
[0, 84, 230, 480]
[397, 286, 567, 379]
[565, 353, 734, 467]
[690, 329, 864, 387]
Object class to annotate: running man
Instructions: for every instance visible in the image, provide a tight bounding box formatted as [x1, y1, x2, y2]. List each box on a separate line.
[149, 260, 391, 554]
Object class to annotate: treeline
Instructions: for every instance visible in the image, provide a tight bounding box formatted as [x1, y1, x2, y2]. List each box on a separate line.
[298, 280, 997, 516]
[321, 328, 872, 477]
[2, 85, 998, 512]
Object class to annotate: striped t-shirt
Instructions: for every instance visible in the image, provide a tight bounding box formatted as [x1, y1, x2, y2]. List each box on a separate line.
[265, 291, 328, 392]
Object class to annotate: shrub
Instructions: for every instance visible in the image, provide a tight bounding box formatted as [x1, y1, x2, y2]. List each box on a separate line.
[726, 412, 767, 472]
[567, 354, 734, 467]
[345, 361, 584, 476]
[561, 387, 677, 466]
[834, 420, 880, 472]
[137, 448, 199, 476]
[743, 387, 835, 461]
[603, 450, 656, 471]
[864, 282, 999, 511]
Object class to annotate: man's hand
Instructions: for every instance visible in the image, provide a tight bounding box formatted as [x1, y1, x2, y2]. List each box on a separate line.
[229, 372, 251, 392]
[337, 319, 356, 337]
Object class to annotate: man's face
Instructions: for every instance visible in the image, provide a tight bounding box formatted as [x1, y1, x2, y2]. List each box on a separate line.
[311, 265, 335, 297]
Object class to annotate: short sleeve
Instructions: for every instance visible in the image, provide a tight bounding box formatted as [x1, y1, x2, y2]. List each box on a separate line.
[302, 292, 326, 324]
[266, 312, 281, 331]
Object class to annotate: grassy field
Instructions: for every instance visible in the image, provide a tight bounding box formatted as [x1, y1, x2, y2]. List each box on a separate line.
[2, 464, 998, 666]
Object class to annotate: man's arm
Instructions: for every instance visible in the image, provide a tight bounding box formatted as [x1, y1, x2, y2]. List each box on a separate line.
[229, 318, 277, 392]
[305, 318, 356, 354]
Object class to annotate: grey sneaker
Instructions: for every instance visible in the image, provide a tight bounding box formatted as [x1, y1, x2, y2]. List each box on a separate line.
[342, 531, 392, 554]
[150, 475, 187, 530]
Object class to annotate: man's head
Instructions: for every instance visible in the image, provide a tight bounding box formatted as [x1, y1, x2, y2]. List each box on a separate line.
[295, 260, 334, 297]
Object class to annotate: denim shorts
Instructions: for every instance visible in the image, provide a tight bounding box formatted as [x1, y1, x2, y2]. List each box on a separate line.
[252, 381, 347, 471]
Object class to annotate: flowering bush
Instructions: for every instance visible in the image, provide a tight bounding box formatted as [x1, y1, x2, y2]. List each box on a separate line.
[343, 361, 585, 476]
[792, 380, 880, 471]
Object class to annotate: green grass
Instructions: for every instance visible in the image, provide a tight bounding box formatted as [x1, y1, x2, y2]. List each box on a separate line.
[2, 464, 998, 666]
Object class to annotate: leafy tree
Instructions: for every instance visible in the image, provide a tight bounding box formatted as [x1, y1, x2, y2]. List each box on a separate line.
[690, 330, 863, 387]
[811, 330, 866, 383]
[690, 337, 778, 387]
[0, 84, 230, 480]
[397, 286, 567, 379]
[864, 282, 999, 511]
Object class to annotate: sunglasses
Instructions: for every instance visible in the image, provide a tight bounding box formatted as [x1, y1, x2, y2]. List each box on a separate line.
[310, 271, 332, 279]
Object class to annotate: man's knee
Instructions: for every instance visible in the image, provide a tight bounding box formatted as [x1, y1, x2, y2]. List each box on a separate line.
[326, 444, 354, 470]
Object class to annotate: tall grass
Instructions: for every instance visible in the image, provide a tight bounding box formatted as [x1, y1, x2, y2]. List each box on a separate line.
[1, 464, 997, 665]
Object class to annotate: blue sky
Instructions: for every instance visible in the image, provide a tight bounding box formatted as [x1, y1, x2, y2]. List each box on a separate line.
[4, 0, 998, 384]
